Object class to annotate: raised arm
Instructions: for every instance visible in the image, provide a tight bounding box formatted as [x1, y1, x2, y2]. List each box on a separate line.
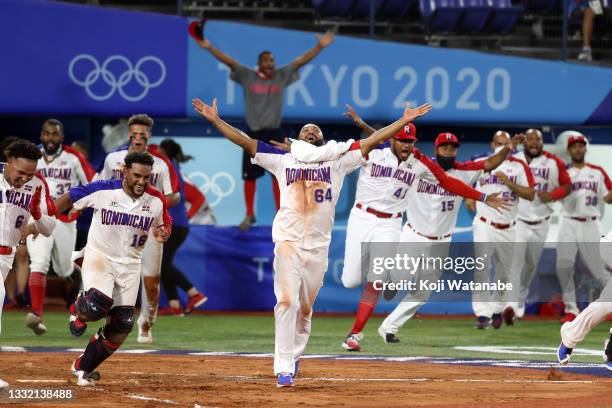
[290, 31, 334, 70]
[359, 102, 432, 156]
[192, 98, 257, 157]
[483, 133, 524, 172]
[344, 104, 377, 136]
[196, 39, 240, 71]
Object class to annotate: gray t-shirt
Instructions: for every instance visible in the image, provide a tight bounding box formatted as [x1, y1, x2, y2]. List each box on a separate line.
[230, 64, 299, 132]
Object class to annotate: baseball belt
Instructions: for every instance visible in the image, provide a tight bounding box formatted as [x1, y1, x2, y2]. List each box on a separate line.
[0, 246, 13, 255]
[407, 223, 451, 241]
[518, 216, 551, 226]
[479, 216, 516, 230]
[356, 202, 402, 219]
[569, 216, 598, 222]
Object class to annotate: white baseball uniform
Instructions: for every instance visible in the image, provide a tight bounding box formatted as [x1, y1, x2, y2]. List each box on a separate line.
[509, 150, 571, 317]
[342, 147, 486, 289]
[96, 146, 179, 329]
[560, 230, 612, 348]
[27, 145, 94, 278]
[557, 163, 612, 315]
[472, 155, 535, 318]
[381, 161, 485, 334]
[69, 180, 167, 306]
[0, 166, 56, 334]
[251, 140, 364, 375]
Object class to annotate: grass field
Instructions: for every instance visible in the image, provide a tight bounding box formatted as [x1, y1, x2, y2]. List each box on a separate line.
[1, 310, 610, 364]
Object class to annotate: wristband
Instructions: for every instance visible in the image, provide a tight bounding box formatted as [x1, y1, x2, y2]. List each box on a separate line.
[480, 193, 487, 203]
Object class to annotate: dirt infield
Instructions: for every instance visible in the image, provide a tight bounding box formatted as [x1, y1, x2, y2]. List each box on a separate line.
[0, 352, 611, 407]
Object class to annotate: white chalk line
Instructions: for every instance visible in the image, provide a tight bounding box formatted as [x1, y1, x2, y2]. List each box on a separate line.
[127, 393, 178, 405]
[223, 375, 595, 384]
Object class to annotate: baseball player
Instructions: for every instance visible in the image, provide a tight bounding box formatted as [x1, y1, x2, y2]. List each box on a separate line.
[192, 97, 432, 387]
[505, 129, 572, 324]
[25, 119, 96, 335]
[471, 131, 536, 330]
[556, 132, 612, 323]
[55, 152, 171, 386]
[376, 132, 519, 343]
[96, 114, 180, 344]
[1, 139, 57, 388]
[340, 106, 509, 350]
[558, 229, 612, 371]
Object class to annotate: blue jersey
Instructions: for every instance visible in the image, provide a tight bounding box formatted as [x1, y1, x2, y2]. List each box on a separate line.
[168, 160, 189, 228]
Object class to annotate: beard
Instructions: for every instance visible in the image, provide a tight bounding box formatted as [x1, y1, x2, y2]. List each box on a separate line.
[44, 143, 60, 155]
[436, 155, 456, 171]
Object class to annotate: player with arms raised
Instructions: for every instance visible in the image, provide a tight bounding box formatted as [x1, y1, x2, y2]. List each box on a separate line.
[192, 97, 431, 387]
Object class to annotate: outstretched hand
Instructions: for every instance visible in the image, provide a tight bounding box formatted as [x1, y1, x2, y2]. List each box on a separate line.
[511, 133, 525, 150]
[317, 30, 335, 48]
[196, 38, 212, 50]
[192, 98, 219, 123]
[343, 104, 362, 126]
[402, 102, 433, 123]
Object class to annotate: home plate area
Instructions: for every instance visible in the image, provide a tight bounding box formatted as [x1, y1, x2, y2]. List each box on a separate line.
[0, 347, 610, 407]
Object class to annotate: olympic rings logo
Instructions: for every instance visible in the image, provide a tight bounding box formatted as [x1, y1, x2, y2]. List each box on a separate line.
[68, 54, 166, 102]
[187, 172, 235, 207]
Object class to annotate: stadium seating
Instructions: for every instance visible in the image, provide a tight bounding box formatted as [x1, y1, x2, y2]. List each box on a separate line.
[378, 0, 418, 20]
[420, 0, 465, 32]
[313, 0, 356, 18]
[486, 0, 524, 33]
[351, 0, 386, 18]
[460, 0, 493, 32]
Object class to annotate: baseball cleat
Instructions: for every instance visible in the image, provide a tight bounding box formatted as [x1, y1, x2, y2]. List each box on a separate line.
[378, 326, 400, 343]
[294, 359, 300, 378]
[491, 313, 503, 329]
[603, 330, 612, 371]
[25, 312, 47, 335]
[342, 332, 364, 351]
[502, 306, 515, 326]
[276, 373, 294, 388]
[137, 322, 153, 344]
[71, 356, 100, 387]
[0, 378, 8, 389]
[559, 313, 576, 324]
[557, 342, 573, 364]
[239, 215, 256, 232]
[69, 304, 87, 337]
[185, 292, 208, 314]
[475, 316, 490, 330]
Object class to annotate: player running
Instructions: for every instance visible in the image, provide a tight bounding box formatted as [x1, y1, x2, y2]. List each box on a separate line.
[55, 152, 171, 386]
[505, 129, 572, 323]
[471, 131, 536, 330]
[556, 132, 612, 323]
[96, 114, 180, 344]
[1, 139, 57, 388]
[557, 229, 612, 371]
[26, 119, 96, 335]
[376, 131, 520, 343]
[341, 106, 512, 350]
[192, 96, 432, 387]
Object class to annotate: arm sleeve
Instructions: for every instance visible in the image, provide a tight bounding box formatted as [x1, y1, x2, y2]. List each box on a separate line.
[600, 168, 612, 197]
[34, 215, 56, 237]
[69, 180, 118, 211]
[415, 151, 484, 201]
[229, 64, 252, 85]
[35, 174, 56, 217]
[509, 157, 536, 188]
[337, 141, 367, 174]
[184, 181, 206, 219]
[251, 141, 286, 175]
[278, 65, 300, 87]
[64, 145, 96, 183]
[148, 146, 180, 194]
[549, 155, 572, 200]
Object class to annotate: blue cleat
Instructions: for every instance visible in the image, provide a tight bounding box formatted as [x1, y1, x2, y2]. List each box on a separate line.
[294, 359, 300, 378]
[557, 342, 573, 364]
[277, 373, 294, 388]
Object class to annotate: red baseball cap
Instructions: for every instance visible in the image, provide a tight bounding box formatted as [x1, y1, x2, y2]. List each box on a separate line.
[435, 132, 460, 149]
[394, 123, 417, 141]
[567, 133, 587, 148]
